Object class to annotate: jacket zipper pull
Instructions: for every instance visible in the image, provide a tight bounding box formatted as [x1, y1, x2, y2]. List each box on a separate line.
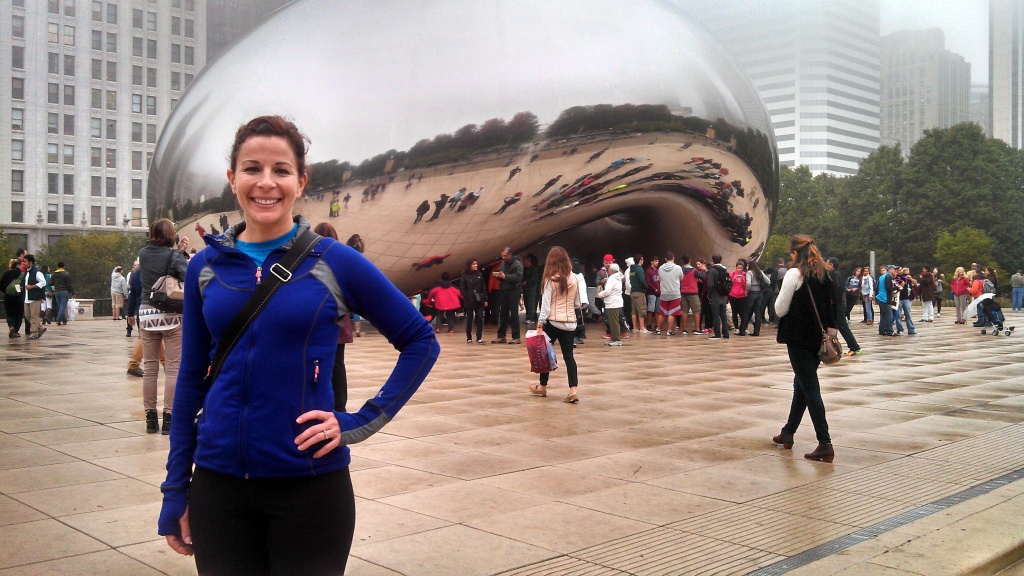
[313, 359, 320, 384]
[255, 266, 262, 285]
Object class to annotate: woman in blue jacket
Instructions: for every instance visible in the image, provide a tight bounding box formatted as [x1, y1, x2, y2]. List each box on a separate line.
[158, 116, 439, 574]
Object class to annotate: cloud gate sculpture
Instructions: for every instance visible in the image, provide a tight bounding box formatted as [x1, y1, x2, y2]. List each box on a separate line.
[151, 0, 778, 294]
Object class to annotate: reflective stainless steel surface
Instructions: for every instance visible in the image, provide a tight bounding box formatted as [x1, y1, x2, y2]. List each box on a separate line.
[155, 0, 778, 293]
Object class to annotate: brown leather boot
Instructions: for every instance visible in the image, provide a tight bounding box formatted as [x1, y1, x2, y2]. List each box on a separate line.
[772, 431, 794, 449]
[804, 442, 834, 463]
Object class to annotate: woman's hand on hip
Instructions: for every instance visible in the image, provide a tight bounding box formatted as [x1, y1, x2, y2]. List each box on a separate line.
[295, 410, 341, 458]
[165, 505, 193, 556]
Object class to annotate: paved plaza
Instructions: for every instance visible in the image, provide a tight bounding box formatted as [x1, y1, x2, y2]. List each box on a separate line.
[1, 312, 1023, 575]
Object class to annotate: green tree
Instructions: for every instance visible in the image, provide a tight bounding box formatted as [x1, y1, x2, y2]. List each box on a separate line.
[902, 123, 1024, 269]
[0, 229, 14, 264]
[934, 226, 995, 275]
[37, 232, 147, 298]
[773, 166, 824, 238]
[824, 144, 905, 266]
[761, 234, 790, 265]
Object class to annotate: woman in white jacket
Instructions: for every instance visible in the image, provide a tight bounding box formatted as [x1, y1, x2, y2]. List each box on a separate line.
[596, 263, 625, 346]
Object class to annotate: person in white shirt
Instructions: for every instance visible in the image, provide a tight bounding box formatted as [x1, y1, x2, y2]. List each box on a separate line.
[596, 263, 625, 345]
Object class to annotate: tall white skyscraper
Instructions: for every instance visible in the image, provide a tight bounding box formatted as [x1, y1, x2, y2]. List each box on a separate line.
[990, 0, 1024, 148]
[682, 0, 881, 175]
[1, 0, 206, 252]
[880, 29, 971, 155]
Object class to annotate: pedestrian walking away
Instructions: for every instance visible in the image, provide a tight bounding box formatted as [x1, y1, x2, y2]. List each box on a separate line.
[530, 246, 581, 403]
[773, 235, 836, 463]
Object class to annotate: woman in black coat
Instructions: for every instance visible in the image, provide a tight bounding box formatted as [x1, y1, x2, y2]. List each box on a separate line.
[772, 235, 837, 463]
[1, 259, 25, 338]
[458, 258, 488, 344]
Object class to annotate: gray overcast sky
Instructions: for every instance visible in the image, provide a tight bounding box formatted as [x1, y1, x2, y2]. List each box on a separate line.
[880, 0, 988, 84]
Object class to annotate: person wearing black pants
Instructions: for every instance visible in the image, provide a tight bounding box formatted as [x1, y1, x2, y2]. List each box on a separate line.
[772, 235, 835, 463]
[492, 247, 523, 343]
[827, 258, 860, 356]
[458, 259, 488, 344]
[538, 322, 578, 397]
[189, 467, 356, 576]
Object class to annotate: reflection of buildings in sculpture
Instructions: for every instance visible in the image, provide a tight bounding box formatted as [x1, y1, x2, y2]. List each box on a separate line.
[184, 129, 773, 294]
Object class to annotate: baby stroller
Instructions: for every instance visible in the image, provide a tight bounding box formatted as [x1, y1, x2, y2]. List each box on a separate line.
[979, 298, 1014, 336]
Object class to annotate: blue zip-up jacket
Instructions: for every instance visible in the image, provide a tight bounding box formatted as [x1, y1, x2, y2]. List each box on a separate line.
[158, 217, 439, 536]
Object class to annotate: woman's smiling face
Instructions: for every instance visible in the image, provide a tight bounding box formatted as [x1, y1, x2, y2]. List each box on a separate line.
[227, 135, 307, 241]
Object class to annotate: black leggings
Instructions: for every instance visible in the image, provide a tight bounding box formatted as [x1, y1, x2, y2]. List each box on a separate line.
[539, 322, 578, 388]
[190, 466, 355, 576]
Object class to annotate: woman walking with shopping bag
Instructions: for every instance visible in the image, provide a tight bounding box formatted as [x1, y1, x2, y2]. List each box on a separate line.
[529, 247, 581, 403]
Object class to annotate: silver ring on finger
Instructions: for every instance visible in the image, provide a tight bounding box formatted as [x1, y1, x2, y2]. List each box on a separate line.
[322, 430, 329, 440]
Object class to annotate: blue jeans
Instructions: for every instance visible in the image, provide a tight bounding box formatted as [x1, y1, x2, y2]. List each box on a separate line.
[54, 290, 70, 322]
[863, 296, 874, 321]
[877, 300, 893, 335]
[896, 299, 916, 334]
[1013, 287, 1024, 311]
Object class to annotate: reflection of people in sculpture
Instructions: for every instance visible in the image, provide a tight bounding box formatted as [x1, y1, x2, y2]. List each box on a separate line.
[534, 175, 562, 197]
[506, 165, 521, 182]
[456, 187, 484, 212]
[414, 200, 430, 223]
[342, 192, 351, 207]
[412, 253, 451, 271]
[427, 194, 449, 221]
[448, 187, 466, 210]
[584, 147, 608, 164]
[494, 192, 523, 214]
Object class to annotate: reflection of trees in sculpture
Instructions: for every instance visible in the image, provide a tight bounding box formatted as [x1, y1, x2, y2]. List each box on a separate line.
[306, 112, 541, 190]
[546, 104, 685, 137]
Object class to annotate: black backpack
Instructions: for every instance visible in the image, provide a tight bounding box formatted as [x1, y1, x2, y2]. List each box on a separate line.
[714, 267, 732, 295]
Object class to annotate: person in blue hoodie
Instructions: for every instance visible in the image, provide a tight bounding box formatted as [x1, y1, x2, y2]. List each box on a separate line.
[158, 116, 439, 575]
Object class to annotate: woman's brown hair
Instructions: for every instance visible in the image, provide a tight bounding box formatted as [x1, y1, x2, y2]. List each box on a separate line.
[788, 234, 827, 282]
[229, 115, 310, 176]
[149, 218, 176, 247]
[312, 222, 338, 240]
[542, 246, 571, 295]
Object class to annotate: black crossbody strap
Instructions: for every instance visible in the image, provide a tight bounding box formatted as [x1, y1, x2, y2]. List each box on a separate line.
[805, 279, 826, 334]
[205, 229, 322, 385]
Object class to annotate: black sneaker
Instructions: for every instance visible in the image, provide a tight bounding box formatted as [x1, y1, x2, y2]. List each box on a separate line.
[146, 410, 158, 434]
[127, 368, 144, 377]
[161, 412, 171, 435]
